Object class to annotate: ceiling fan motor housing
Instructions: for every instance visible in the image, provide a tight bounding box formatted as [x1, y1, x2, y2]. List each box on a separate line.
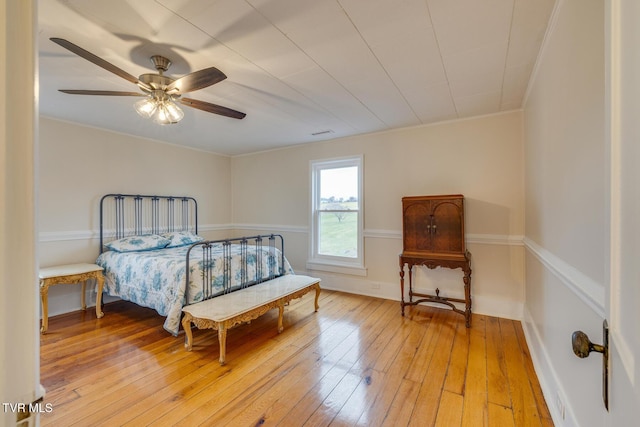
[150, 55, 171, 73]
[138, 73, 175, 92]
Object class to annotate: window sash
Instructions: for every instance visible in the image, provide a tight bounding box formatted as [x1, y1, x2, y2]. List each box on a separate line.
[309, 156, 364, 271]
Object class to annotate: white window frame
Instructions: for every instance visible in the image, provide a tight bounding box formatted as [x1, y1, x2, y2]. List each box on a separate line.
[307, 155, 366, 276]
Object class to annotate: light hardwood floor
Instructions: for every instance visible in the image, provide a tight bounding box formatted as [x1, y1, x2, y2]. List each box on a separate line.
[40, 290, 553, 426]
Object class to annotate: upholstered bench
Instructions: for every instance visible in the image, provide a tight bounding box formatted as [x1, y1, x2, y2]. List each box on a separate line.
[181, 274, 321, 365]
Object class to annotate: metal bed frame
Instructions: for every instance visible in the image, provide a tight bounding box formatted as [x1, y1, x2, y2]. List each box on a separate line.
[185, 234, 285, 303]
[99, 193, 198, 252]
[99, 193, 287, 310]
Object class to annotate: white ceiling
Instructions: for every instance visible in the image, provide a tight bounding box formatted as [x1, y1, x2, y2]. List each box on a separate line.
[38, 0, 556, 156]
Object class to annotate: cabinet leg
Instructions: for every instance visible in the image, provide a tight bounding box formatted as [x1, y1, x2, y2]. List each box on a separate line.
[399, 267, 405, 316]
[463, 267, 472, 328]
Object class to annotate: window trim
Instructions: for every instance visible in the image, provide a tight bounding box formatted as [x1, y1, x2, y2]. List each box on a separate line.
[307, 155, 365, 276]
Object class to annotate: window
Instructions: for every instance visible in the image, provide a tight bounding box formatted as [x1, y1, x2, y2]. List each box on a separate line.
[308, 156, 365, 275]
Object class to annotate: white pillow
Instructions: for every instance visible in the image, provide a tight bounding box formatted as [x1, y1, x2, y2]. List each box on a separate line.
[105, 234, 170, 252]
[161, 231, 204, 248]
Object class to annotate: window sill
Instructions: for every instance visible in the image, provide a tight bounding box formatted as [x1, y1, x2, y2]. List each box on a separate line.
[305, 260, 367, 277]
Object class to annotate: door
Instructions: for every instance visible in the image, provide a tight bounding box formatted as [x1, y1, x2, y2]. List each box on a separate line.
[402, 199, 432, 252]
[0, 1, 41, 426]
[430, 199, 464, 254]
[605, 0, 640, 424]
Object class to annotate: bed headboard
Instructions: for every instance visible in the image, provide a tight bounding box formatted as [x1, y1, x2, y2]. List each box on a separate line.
[99, 193, 198, 253]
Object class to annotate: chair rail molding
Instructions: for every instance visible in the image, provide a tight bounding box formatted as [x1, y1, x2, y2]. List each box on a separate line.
[39, 224, 234, 242]
[523, 236, 605, 317]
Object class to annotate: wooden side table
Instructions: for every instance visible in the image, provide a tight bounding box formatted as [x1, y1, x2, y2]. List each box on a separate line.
[39, 263, 105, 333]
[399, 252, 472, 327]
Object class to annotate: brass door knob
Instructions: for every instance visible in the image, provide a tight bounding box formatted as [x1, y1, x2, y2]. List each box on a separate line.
[572, 330, 605, 358]
[571, 321, 609, 410]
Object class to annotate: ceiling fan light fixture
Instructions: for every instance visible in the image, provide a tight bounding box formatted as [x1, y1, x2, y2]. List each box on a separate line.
[153, 100, 184, 125]
[135, 95, 184, 125]
[134, 97, 157, 119]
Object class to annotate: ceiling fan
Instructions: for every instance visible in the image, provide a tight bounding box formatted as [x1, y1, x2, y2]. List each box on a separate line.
[50, 37, 246, 124]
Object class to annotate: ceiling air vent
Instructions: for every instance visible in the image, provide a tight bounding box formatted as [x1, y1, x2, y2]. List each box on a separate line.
[311, 130, 334, 136]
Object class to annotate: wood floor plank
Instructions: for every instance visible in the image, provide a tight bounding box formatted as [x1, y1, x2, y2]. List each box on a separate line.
[358, 303, 407, 372]
[329, 368, 385, 427]
[404, 308, 446, 384]
[139, 297, 338, 425]
[514, 321, 554, 426]
[367, 308, 436, 426]
[259, 303, 396, 426]
[500, 318, 543, 427]
[275, 357, 352, 425]
[130, 300, 336, 426]
[103, 327, 287, 426]
[434, 390, 464, 427]
[157, 344, 306, 426]
[380, 378, 421, 427]
[488, 402, 516, 427]
[443, 310, 470, 395]
[461, 314, 489, 427]
[200, 346, 321, 426]
[39, 292, 554, 427]
[409, 310, 458, 427]
[487, 316, 512, 408]
[174, 292, 377, 426]
[208, 298, 392, 426]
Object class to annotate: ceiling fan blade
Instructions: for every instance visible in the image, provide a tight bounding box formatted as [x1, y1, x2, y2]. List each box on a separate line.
[180, 98, 246, 120]
[59, 90, 145, 96]
[50, 38, 152, 91]
[166, 67, 227, 94]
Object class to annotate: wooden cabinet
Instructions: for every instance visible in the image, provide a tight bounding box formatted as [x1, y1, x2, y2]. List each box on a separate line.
[402, 195, 466, 258]
[399, 195, 472, 326]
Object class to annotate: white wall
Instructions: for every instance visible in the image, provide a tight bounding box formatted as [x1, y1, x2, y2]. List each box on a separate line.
[38, 117, 232, 316]
[522, 0, 608, 425]
[231, 111, 526, 320]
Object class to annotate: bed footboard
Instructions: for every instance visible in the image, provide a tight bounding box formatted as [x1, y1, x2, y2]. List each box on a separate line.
[184, 234, 287, 305]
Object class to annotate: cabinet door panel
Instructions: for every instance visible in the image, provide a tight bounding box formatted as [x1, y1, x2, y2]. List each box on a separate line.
[431, 201, 463, 253]
[403, 202, 431, 252]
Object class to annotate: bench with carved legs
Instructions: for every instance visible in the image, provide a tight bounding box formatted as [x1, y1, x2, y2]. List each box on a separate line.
[181, 275, 321, 365]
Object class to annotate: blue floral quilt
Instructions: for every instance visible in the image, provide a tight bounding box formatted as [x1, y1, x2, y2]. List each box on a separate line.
[96, 243, 293, 335]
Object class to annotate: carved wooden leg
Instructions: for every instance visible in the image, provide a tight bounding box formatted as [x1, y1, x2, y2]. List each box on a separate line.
[95, 272, 104, 319]
[399, 264, 406, 316]
[277, 303, 285, 333]
[314, 284, 320, 312]
[182, 313, 194, 351]
[463, 266, 472, 328]
[408, 265, 414, 304]
[40, 280, 49, 334]
[218, 323, 227, 365]
[81, 281, 87, 311]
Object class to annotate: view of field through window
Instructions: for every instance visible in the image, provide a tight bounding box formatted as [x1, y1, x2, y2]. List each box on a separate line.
[318, 166, 358, 257]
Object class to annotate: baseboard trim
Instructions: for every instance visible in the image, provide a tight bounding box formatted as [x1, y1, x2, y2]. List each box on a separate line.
[522, 307, 579, 427]
[300, 269, 523, 321]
